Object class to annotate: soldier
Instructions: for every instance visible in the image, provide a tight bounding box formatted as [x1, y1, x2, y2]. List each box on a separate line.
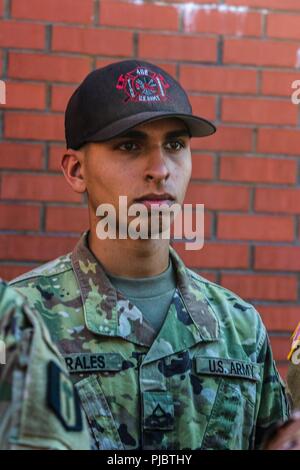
[262, 411, 300, 450]
[9, 60, 289, 450]
[0, 281, 90, 449]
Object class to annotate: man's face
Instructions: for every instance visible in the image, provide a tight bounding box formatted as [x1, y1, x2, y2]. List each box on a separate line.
[81, 117, 192, 231]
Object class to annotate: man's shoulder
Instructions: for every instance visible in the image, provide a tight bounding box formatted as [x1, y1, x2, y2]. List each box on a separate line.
[188, 268, 255, 311]
[0, 281, 91, 450]
[9, 253, 73, 287]
[187, 268, 266, 347]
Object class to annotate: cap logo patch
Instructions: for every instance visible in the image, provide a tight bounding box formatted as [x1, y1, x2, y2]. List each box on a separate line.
[116, 66, 170, 103]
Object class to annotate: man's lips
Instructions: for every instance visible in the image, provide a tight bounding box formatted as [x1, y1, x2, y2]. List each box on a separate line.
[134, 194, 175, 207]
[138, 200, 173, 207]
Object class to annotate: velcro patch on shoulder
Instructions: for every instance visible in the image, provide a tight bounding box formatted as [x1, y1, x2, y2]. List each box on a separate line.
[64, 353, 123, 373]
[195, 356, 261, 382]
[47, 360, 83, 431]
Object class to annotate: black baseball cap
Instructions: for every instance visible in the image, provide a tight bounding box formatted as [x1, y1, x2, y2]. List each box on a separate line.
[65, 59, 216, 150]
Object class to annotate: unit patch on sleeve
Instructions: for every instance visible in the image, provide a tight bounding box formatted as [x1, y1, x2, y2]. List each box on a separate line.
[47, 360, 83, 431]
[288, 321, 300, 363]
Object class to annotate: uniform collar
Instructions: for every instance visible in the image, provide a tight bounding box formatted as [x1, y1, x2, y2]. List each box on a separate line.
[71, 232, 219, 348]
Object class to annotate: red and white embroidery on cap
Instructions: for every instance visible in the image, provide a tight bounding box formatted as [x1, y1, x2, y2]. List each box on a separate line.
[116, 66, 170, 103]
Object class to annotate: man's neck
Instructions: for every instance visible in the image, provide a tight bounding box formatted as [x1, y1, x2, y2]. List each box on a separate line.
[88, 229, 170, 278]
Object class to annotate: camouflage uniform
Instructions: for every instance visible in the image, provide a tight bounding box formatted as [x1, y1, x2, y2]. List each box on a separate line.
[9, 232, 290, 450]
[0, 281, 91, 449]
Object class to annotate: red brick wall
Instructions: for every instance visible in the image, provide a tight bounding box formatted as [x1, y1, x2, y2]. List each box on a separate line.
[1, 0, 300, 377]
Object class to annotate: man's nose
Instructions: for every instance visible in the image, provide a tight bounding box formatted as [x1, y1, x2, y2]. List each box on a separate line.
[144, 146, 170, 182]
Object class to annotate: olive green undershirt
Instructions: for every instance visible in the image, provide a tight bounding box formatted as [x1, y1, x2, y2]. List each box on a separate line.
[106, 259, 177, 334]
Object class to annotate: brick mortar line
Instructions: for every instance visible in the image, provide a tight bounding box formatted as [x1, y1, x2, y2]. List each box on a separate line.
[94, 0, 100, 25]
[4, 0, 10, 18]
[6, 52, 300, 74]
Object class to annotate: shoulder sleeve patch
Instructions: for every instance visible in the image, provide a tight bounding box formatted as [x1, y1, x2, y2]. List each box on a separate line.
[47, 361, 83, 432]
[288, 322, 300, 361]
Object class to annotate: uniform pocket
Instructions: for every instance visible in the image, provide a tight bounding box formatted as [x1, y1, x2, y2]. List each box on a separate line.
[75, 374, 124, 450]
[194, 356, 260, 450]
[201, 378, 255, 449]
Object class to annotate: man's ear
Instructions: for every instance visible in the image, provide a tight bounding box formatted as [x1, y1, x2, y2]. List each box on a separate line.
[61, 148, 86, 194]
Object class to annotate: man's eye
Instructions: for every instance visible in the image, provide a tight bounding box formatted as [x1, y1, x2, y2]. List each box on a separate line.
[118, 142, 139, 152]
[165, 141, 185, 151]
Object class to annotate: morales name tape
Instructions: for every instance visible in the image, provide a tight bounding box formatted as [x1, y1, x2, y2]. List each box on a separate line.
[64, 352, 123, 373]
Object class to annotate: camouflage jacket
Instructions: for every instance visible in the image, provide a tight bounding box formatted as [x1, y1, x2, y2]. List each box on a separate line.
[0, 281, 91, 450]
[9, 232, 290, 450]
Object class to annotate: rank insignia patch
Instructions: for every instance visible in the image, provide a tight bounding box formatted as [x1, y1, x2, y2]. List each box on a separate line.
[142, 391, 174, 431]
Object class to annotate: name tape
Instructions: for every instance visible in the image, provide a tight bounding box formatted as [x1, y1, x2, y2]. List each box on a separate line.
[64, 353, 123, 373]
[195, 357, 261, 382]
